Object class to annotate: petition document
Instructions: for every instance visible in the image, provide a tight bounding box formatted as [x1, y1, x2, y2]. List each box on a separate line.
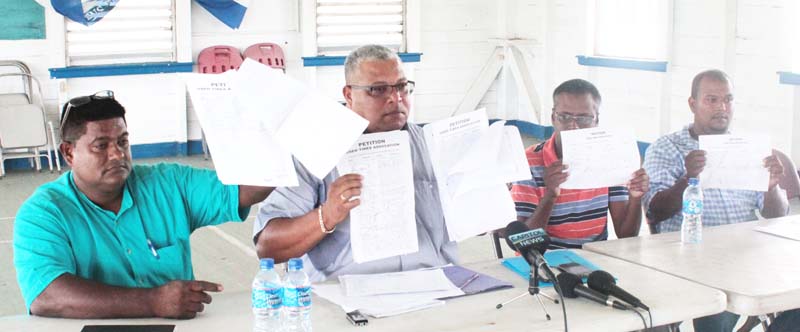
[699, 134, 771, 191]
[336, 131, 417, 263]
[233, 59, 369, 179]
[560, 127, 640, 189]
[183, 71, 298, 187]
[424, 109, 530, 242]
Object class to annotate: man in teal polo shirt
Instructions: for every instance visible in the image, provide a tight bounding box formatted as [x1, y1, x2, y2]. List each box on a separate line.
[13, 91, 274, 319]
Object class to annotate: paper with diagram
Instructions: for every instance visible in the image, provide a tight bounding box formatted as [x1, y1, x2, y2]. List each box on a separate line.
[560, 127, 640, 189]
[336, 130, 417, 263]
[699, 134, 771, 191]
[424, 109, 531, 242]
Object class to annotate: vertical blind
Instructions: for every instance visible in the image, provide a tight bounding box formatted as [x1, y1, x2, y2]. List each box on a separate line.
[66, 0, 176, 66]
[316, 0, 406, 56]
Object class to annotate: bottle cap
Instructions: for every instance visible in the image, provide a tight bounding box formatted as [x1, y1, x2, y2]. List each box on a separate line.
[688, 177, 699, 186]
[259, 258, 275, 270]
[288, 258, 303, 271]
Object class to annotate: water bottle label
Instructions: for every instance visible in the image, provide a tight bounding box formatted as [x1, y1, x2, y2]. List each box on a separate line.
[284, 286, 312, 307]
[252, 285, 282, 309]
[682, 199, 703, 215]
[252, 288, 268, 309]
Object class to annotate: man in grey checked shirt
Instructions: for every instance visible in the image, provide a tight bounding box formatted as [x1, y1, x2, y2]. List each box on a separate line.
[252, 45, 458, 281]
[642, 69, 789, 332]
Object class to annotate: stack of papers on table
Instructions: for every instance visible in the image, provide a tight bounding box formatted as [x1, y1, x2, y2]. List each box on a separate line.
[313, 266, 512, 318]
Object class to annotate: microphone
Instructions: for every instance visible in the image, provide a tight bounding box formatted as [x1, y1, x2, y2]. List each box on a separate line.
[557, 272, 630, 310]
[587, 270, 650, 310]
[504, 221, 549, 268]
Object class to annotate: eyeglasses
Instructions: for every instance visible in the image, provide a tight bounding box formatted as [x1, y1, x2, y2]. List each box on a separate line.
[554, 112, 596, 127]
[60, 90, 115, 129]
[348, 81, 415, 99]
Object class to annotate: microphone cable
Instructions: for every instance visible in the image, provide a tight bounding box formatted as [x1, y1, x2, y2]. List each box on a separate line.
[632, 308, 648, 329]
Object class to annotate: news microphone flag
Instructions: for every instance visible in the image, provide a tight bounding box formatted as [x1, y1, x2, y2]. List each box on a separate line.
[508, 228, 548, 251]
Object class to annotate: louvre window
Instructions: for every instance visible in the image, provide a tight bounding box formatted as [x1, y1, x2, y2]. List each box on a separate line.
[65, 0, 176, 66]
[316, 0, 406, 56]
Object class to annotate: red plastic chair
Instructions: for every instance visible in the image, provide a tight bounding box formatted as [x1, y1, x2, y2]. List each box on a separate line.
[197, 45, 243, 73]
[243, 43, 286, 72]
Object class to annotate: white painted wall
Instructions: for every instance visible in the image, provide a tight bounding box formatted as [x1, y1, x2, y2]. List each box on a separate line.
[1, 0, 798, 162]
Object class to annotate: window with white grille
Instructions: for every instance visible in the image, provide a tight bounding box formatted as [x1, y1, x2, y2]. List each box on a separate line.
[65, 0, 176, 66]
[593, 0, 669, 60]
[316, 0, 406, 56]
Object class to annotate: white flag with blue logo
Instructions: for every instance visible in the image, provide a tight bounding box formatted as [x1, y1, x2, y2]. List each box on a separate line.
[51, 0, 119, 26]
[195, 0, 250, 30]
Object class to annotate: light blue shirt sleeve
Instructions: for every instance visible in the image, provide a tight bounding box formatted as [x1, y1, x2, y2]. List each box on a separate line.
[252, 159, 323, 242]
[13, 197, 76, 311]
[642, 136, 684, 216]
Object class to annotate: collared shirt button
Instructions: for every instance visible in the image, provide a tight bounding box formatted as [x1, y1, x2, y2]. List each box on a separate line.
[127, 249, 132, 255]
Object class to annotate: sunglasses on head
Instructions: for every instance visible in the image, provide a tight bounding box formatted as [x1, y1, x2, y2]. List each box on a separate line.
[60, 90, 115, 129]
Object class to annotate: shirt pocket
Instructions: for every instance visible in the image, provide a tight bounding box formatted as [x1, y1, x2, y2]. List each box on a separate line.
[145, 243, 190, 282]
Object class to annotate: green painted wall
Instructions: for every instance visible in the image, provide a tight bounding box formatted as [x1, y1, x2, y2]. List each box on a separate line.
[0, 0, 45, 40]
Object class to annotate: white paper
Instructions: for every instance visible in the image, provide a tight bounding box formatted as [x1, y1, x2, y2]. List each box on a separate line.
[448, 122, 532, 196]
[338, 269, 458, 297]
[424, 109, 527, 241]
[277, 92, 369, 179]
[754, 222, 800, 241]
[336, 131, 417, 263]
[230, 59, 304, 133]
[560, 127, 641, 189]
[182, 72, 298, 187]
[699, 134, 771, 191]
[313, 284, 454, 318]
[235, 59, 369, 179]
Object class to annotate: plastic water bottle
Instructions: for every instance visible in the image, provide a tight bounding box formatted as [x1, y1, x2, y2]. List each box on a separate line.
[283, 258, 312, 332]
[252, 258, 283, 332]
[681, 177, 703, 244]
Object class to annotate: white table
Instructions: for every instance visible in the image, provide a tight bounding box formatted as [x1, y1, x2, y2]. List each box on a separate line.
[0, 250, 725, 332]
[584, 216, 800, 316]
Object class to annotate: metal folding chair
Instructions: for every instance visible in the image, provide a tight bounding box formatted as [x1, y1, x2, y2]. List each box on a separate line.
[0, 64, 57, 178]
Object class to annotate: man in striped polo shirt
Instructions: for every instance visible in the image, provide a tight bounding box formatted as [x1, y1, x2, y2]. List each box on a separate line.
[510, 79, 649, 249]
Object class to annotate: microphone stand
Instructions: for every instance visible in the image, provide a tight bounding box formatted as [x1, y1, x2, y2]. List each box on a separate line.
[496, 256, 558, 320]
